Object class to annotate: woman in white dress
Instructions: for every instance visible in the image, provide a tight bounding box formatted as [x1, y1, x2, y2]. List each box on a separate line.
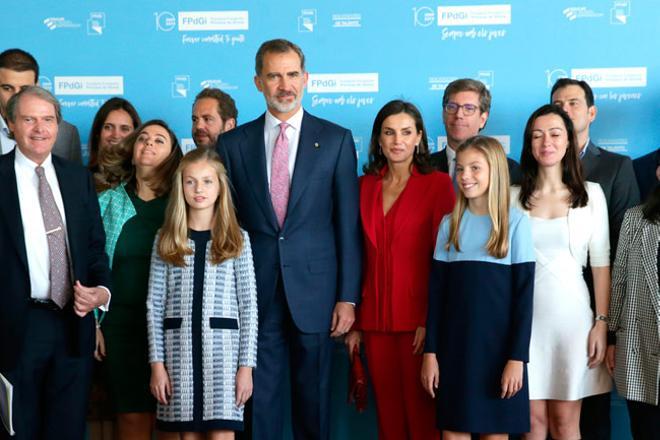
[511, 104, 611, 440]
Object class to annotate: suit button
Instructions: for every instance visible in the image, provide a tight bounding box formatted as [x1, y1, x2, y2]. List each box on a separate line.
[279, 236, 285, 241]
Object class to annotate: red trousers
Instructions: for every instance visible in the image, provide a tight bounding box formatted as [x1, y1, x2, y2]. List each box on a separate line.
[363, 331, 440, 440]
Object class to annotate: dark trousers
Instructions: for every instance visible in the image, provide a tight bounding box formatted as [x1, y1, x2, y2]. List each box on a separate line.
[627, 399, 660, 440]
[241, 276, 333, 440]
[0, 306, 92, 440]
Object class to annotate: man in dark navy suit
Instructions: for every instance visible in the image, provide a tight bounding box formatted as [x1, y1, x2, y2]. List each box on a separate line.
[217, 39, 361, 440]
[429, 78, 521, 184]
[0, 86, 111, 440]
[633, 148, 659, 202]
[551, 78, 640, 440]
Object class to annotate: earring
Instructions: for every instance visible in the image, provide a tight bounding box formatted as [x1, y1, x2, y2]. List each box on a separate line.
[414, 144, 419, 155]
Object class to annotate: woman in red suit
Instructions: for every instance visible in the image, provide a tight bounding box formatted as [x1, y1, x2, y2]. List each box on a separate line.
[346, 100, 455, 439]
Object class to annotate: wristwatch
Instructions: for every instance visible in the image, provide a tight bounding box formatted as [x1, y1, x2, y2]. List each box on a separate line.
[595, 314, 609, 323]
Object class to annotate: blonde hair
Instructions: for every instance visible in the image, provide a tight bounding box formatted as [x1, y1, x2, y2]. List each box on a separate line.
[446, 136, 510, 259]
[158, 148, 243, 266]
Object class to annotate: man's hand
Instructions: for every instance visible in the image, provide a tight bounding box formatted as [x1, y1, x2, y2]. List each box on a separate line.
[330, 302, 355, 337]
[73, 280, 110, 317]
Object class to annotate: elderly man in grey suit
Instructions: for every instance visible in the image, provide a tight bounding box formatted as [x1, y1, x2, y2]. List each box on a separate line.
[0, 48, 81, 163]
[551, 78, 640, 440]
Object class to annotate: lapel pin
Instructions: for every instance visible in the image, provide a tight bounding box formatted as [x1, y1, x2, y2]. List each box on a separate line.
[314, 142, 320, 149]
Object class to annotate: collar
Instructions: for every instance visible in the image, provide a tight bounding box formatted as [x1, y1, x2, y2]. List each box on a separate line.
[579, 137, 591, 159]
[445, 145, 456, 163]
[14, 144, 53, 171]
[265, 106, 304, 132]
[0, 114, 10, 136]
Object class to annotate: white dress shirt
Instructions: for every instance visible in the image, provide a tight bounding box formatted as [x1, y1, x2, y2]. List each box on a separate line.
[0, 116, 15, 155]
[445, 145, 457, 177]
[14, 147, 110, 308]
[264, 106, 304, 185]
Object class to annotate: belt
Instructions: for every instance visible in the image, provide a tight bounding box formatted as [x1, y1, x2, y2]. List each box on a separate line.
[28, 298, 63, 311]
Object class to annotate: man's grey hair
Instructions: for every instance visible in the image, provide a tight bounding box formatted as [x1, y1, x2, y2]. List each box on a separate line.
[6, 86, 62, 124]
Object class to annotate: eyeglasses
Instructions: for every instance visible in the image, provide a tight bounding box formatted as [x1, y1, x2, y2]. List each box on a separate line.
[444, 102, 479, 116]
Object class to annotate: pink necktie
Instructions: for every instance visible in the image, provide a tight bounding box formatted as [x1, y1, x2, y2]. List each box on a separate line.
[270, 122, 290, 227]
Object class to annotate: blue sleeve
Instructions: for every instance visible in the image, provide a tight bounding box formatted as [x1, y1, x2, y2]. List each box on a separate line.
[508, 213, 535, 362]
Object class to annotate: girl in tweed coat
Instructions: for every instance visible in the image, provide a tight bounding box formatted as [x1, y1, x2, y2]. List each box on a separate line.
[147, 148, 258, 438]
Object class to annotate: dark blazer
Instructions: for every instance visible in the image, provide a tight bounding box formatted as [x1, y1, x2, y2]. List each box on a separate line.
[53, 120, 82, 165]
[218, 111, 362, 333]
[430, 147, 522, 185]
[633, 148, 659, 203]
[358, 168, 454, 331]
[0, 150, 111, 373]
[581, 141, 640, 254]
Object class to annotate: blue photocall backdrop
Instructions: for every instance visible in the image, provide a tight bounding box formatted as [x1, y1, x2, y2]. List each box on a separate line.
[3, 1, 656, 438]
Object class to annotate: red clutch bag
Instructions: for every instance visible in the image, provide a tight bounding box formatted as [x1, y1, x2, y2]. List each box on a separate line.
[348, 345, 368, 412]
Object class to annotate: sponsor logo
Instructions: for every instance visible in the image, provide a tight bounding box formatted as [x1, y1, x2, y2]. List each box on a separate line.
[428, 76, 457, 91]
[571, 67, 646, 88]
[87, 12, 105, 35]
[155, 11, 177, 31]
[298, 9, 317, 32]
[562, 7, 603, 21]
[610, 0, 631, 24]
[437, 4, 511, 26]
[53, 76, 123, 95]
[332, 13, 362, 28]
[171, 75, 191, 98]
[38, 76, 53, 93]
[477, 70, 494, 89]
[545, 68, 569, 88]
[178, 11, 249, 31]
[413, 6, 436, 27]
[180, 138, 197, 153]
[596, 138, 629, 153]
[307, 73, 379, 93]
[43, 17, 81, 30]
[200, 79, 238, 91]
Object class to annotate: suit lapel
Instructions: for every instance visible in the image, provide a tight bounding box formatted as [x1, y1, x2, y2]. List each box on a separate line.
[287, 111, 323, 220]
[238, 116, 279, 230]
[640, 222, 660, 319]
[0, 151, 28, 271]
[390, 171, 423, 239]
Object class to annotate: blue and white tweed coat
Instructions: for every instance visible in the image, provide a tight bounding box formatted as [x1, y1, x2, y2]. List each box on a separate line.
[146, 230, 258, 424]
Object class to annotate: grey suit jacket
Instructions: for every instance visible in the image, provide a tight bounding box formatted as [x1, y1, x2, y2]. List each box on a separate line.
[52, 120, 82, 164]
[581, 141, 640, 254]
[609, 205, 660, 405]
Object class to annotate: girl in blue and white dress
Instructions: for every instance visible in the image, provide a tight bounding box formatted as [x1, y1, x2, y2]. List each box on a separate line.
[422, 135, 535, 440]
[147, 148, 258, 440]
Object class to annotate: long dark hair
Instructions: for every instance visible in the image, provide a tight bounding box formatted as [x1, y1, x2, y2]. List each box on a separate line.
[642, 184, 660, 223]
[88, 97, 141, 171]
[363, 100, 433, 175]
[518, 104, 588, 209]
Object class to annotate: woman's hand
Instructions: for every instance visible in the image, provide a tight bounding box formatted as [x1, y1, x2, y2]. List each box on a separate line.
[150, 362, 172, 405]
[344, 330, 362, 355]
[605, 345, 616, 376]
[235, 366, 253, 407]
[94, 326, 106, 362]
[588, 321, 607, 368]
[412, 327, 426, 355]
[500, 360, 523, 399]
[420, 353, 439, 398]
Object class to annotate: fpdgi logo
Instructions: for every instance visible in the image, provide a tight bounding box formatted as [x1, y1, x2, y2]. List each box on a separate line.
[545, 68, 568, 88]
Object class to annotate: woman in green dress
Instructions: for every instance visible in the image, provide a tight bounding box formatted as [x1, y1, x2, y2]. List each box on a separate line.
[96, 119, 182, 440]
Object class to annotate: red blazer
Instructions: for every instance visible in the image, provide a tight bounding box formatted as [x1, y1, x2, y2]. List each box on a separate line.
[357, 167, 454, 332]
